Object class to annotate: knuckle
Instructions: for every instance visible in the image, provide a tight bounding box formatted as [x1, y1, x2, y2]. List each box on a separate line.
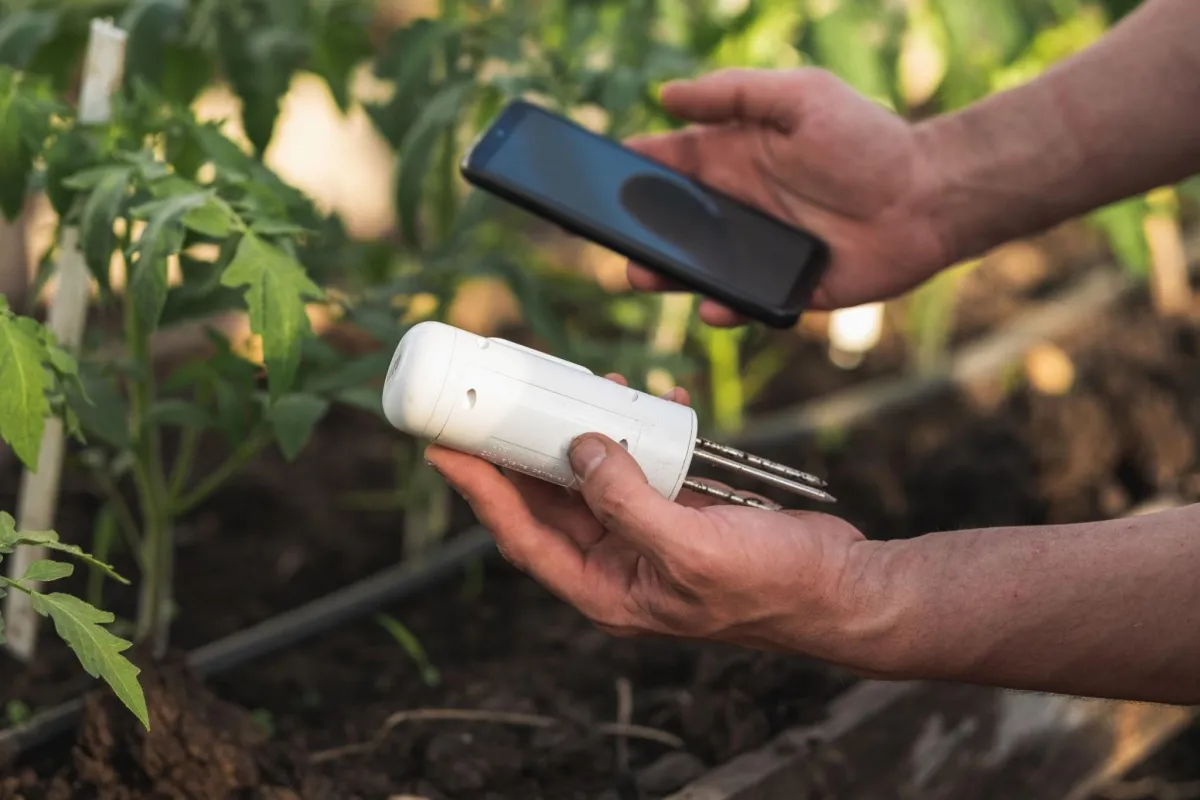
[594, 482, 631, 527]
[495, 542, 530, 574]
[797, 65, 837, 87]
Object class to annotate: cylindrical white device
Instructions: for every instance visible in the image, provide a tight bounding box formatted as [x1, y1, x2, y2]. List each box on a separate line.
[381, 321, 698, 499]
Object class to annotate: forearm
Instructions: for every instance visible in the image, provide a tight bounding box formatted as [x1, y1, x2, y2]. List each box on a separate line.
[877, 504, 1200, 703]
[915, 0, 1200, 265]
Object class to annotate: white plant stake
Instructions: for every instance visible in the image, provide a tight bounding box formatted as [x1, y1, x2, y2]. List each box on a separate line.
[4, 19, 128, 662]
[381, 321, 836, 509]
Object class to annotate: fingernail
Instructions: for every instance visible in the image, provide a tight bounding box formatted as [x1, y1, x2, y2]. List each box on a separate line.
[570, 437, 607, 482]
[659, 388, 678, 402]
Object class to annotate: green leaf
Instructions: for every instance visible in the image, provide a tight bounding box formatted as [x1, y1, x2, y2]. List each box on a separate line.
[220, 233, 324, 399]
[129, 191, 209, 329]
[67, 364, 130, 449]
[181, 196, 238, 238]
[0, 76, 38, 220]
[0, 310, 50, 470]
[0, 510, 19, 549]
[43, 126, 100, 217]
[800, 4, 894, 103]
[369, 19, 452, 147]
[249, 218, 307, 237]
[0, 10, 61, 69]
[213, 8, 307, 155]
[376, 613, 440, 687]
[160, 246, 247, 328]
[21, 559, 73, 583]
[335, 385, 384, 417]
[395, 80, 473, 248]
[29, 592, 148, 729]
[79, 167, 133, 291]
[302, 350, 392, 396]
[5, 529, 127, 585]
[267, 393, 329, 461]
[45, 344, 78, 378]
[120, 0, 196, 101]
[310, 0, 375, 112]
[149, 399, 212, 429]
[1090, 196, 1150, 279]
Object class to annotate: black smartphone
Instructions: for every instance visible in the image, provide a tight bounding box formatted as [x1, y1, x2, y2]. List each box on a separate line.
[460, 99, 830, 329]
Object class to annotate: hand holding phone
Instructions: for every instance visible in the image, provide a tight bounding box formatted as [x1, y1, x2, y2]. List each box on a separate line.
[460, 100, 831, 329]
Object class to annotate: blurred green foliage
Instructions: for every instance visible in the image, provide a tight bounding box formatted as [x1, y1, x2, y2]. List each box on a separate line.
[0, 0, 1183, 430]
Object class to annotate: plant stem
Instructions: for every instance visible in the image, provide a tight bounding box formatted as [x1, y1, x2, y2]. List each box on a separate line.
[167, 382, 212, 502]
[0, 577, 32, 595]
[123, 264, 172, 657]
[87, 466, 143, 557]
[435, 129, 459, 245]
[168, 425, 199, 501]
[435, 0, 462, 245]
[171, 429, 269, 516]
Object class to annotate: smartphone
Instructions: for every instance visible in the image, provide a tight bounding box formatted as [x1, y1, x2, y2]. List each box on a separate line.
[460, 100, 830, 329]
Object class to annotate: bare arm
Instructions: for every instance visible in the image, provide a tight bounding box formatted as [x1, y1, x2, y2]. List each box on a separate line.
[876, 504, 1200, 703]
[916, 0, 1200, 265]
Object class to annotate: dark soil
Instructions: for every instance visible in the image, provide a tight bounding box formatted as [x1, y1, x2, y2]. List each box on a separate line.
[3, 239, 1200, 797]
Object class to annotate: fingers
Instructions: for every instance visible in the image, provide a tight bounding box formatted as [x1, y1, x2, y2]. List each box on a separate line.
[659, 69, 801, 129]
[503, 468, 609, 550]
[426, 445, 586, 599]
[698, 300, 748, 327]
[626, 262, 683, 293]
[604, 372, 691, 407]
[625, 263, 748, 327]
[568, 433, 699, 567]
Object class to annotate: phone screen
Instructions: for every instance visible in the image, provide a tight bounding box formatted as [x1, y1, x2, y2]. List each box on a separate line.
[466, 103, 827, 314]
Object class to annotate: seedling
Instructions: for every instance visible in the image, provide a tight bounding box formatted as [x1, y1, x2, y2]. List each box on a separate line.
[376, 613, 441, 688]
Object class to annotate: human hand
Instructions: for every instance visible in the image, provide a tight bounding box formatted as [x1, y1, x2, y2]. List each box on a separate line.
[626, 67, 949, 326]
[426, 375, 899, 673]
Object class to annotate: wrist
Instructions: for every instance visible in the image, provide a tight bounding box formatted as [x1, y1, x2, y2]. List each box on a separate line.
[909, 79, 1088, 267]
[819, 538, 930, 679]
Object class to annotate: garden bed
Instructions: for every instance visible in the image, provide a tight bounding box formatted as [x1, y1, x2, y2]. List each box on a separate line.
[3, 252, 1200, 798]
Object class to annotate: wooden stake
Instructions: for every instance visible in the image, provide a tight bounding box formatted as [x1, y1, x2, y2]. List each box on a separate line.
[4, 19, 127, 662]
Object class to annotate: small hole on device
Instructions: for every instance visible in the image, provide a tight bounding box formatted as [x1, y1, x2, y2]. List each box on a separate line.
[465, 389, 477, 409]
[619, 439, 629, 450]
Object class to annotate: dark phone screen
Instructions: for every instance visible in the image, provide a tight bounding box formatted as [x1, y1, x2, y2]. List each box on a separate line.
[473, 106, 823, 309]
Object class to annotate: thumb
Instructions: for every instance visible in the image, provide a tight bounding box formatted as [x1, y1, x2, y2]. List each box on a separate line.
[569, 434, 695, 557]
[660, 68, 799, 128]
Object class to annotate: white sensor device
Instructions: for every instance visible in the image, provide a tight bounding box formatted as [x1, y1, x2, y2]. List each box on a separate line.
[381, 321, 834, 509]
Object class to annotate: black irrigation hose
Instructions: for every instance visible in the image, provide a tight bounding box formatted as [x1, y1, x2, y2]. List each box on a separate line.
[0, 526, 497, 760]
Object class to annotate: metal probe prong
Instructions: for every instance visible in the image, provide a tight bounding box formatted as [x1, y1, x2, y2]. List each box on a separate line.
[695, 438, 827, 488]
[690, 447, 837, 504]
[682, 480, 782, 511]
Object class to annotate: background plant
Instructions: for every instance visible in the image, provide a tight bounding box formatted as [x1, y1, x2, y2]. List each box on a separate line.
[0, 62, 398, 666]
[0, 287, 147, 724]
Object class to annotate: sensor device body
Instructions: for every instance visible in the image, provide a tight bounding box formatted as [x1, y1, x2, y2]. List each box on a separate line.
[382, 321, 697, 500]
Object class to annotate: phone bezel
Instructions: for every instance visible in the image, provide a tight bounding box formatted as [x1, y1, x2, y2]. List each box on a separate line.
[461, 100, 830, 329]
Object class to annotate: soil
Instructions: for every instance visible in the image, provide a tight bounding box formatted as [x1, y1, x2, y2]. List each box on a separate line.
[3, 232, 1200, 797]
